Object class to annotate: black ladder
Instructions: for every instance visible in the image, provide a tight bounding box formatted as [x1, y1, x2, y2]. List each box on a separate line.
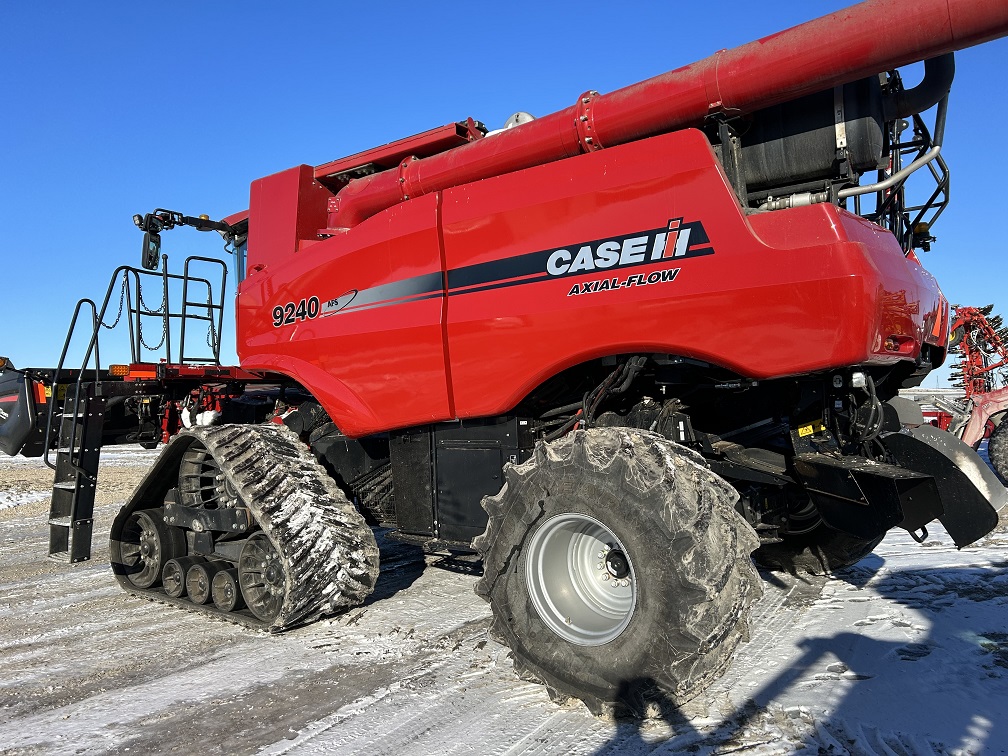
[42, 256, 226, 563]
[47, 383, 107, 562]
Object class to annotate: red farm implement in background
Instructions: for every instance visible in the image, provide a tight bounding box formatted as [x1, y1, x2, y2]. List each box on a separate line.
[908, 305, 1008, 478]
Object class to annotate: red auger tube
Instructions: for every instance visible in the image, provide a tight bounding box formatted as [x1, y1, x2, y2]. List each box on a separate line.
[330, 0, 1008, 228]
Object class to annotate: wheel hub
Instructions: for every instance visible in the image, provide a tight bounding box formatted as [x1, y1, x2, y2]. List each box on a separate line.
[604, 550, 630, 580]
[119, 510, 180, 589]
[239, 533, 286, 623]
[525, 513, 637, 646]
[264, 561, 283, 586]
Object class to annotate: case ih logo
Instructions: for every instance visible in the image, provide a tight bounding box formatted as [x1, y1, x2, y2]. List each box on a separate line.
[546, 218, 715, 277]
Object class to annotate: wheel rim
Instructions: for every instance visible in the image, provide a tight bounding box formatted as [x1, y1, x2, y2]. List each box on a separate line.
[525, 513, 636, 646]
[119, 511, 170, 589]
[239, 533, 285, 622]
[781, 498, 822, 536]
[186, 564, 213, 605]
[162, 559, 187, 598]
[179, 442, 238, 509]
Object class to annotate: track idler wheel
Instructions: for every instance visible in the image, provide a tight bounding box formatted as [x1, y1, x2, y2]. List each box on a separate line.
[162, 556, 206, 598]
[212, 568, 246, 613]
[186, 561, 227, 605]
[119, 509, 184, 589]
[239, 533, 286, 623]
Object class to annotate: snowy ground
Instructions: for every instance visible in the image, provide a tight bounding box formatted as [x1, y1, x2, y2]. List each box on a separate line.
[0, 445, 1006, 755]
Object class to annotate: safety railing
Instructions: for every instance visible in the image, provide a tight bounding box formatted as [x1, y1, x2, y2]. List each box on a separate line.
[42, 255, 227, 469]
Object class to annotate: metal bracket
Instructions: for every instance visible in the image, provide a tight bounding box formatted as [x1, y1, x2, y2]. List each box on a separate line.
[164, 490, 253, 533]
[833, 85, 848, 152]
[575, 91, 603, 152]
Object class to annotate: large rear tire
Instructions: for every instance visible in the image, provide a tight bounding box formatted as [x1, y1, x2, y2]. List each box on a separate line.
[474, 428, 762, 716]
[988, 420, 1008, 483]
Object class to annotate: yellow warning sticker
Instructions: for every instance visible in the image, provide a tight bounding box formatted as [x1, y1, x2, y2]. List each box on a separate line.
[797, 420, 827, 437]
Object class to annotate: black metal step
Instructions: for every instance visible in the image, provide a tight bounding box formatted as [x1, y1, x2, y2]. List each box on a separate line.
[47, 387, 107, 564]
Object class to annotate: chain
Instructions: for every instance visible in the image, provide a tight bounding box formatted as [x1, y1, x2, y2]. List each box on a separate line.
[100, 275, 128, 330]
[138, 315, 168, 352]
[205, 290, 218, 356]
[137, 276, 167, 316]
[137, 276, 168, 352]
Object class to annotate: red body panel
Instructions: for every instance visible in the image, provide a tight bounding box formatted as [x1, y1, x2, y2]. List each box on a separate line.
[239, 182, 451, 437]
[238, 129, 943, 437]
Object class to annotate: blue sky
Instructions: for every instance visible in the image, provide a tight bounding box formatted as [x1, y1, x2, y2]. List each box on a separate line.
[2, 2, 1006, 388]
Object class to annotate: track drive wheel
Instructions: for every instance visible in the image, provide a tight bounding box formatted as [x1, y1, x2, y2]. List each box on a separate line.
[119, 509, 184, 589]
[239, 533, 286, 623]
[988, 420, 1008, 483]
[474, 428, 762, 716]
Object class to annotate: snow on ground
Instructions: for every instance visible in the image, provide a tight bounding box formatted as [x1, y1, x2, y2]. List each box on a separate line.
[0, 445, 1006, 755]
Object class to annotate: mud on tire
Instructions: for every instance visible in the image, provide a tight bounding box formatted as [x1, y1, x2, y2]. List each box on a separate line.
[988, 420, 1008, 484]
[473, 427, 762, 716]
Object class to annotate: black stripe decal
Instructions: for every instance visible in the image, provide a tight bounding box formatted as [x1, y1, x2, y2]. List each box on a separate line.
[319, 219, 714, 316]
[346, 272, 443, 309]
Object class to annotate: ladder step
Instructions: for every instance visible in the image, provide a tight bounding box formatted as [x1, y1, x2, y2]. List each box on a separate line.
[49, 516, 72, 527]
[48, 551, 71, 563]
[53, 481, 77, 491]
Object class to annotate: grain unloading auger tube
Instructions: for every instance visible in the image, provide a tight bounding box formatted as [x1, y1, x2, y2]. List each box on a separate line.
[109, 423, 379, 630]
[321, 0, 1008, 230]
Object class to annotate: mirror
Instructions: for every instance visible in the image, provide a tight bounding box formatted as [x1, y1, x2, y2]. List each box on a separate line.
[141, 231, 161, 270]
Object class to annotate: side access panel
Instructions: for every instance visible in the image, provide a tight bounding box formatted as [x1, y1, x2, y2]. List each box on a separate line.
[391, 418, 534, 545]
[238, 170, 451, 438]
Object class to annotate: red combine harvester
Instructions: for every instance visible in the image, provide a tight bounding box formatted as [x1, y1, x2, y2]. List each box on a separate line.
[3, 0, 1008, 714]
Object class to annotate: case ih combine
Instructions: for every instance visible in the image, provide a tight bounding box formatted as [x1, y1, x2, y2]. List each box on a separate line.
[3, 0, 1008, 715]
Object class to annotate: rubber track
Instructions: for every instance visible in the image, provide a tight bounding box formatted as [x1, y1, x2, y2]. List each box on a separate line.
[118, 423, 380, 631]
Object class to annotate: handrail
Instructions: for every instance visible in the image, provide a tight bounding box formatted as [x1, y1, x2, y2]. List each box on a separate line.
[180, 256, 227, 365]
[43, 297, 100, 471]
[41, 255, 229, 468]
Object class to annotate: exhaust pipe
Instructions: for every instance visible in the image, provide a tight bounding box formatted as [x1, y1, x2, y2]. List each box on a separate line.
[883, 53, 956, 121]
